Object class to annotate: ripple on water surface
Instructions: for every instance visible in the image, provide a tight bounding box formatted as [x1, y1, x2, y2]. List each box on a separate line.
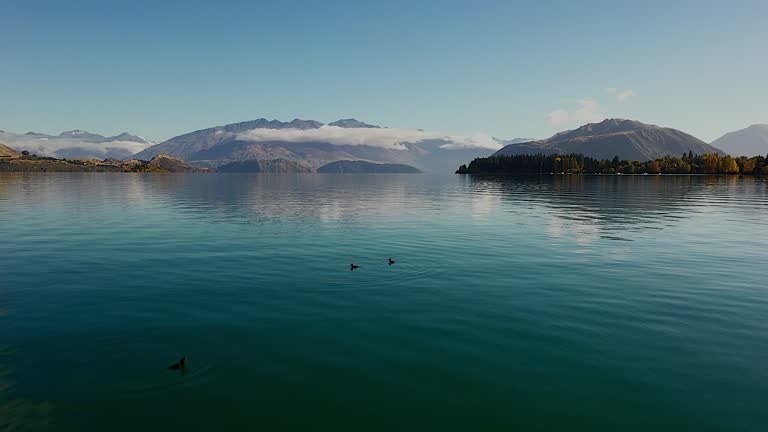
[0, 173, 767, 430]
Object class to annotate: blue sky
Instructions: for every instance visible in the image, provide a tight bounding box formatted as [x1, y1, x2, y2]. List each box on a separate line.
[1, 0, 766, 142]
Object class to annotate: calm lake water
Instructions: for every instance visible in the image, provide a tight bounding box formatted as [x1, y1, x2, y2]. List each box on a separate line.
[1, 173, 767, 431]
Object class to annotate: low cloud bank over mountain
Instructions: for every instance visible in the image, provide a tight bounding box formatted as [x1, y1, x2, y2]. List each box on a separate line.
[0, 130, 153, 159]
[135, 118, 513, 172]
[236, 125, 501, 151]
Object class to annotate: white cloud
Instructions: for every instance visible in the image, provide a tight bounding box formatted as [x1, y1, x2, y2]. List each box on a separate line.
[547, 99, 604, 128]
[572, 98, 603, 122]
[438, 132, 500, 150]
[547, 110, 571, 128]
[606, 87, 635, 103]
[236, 125, 502, 151]
[616, 89, 635, 102]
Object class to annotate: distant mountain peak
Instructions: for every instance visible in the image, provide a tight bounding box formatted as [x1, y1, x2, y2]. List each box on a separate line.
[60, 129, 88, 136]
[219, 118, 324, 134]
[286, 119, 324, 129]
[58, 130, 107, 141]
[107, 132, 153, 144]
[711, 124, 768, 156]
[562, 118, 646, 137]
[328, 119, 380, 128]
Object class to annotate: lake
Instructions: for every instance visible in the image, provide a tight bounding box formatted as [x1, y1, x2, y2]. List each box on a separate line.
[1, 173, 767, 431]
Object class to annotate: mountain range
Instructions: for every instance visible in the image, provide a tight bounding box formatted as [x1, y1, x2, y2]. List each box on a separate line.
[3, 118, 765, 173]
[710, 124, 768, 157]
[493, 119, 724, 161]
[135, 118, 504, 173]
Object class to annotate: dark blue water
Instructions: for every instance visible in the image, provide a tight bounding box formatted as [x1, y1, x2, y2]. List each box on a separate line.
[1, 173, 767, 431]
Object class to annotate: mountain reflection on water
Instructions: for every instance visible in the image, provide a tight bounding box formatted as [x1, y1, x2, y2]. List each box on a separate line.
[4, 172, 763, 233]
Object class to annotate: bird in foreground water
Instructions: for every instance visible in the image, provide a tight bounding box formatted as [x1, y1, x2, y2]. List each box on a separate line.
[168, 357, 186, 370]
[350, 264, 360, 271]
[388, 258, 396, 265]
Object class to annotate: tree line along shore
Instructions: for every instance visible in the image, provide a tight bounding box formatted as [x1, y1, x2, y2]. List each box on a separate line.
[457, 152, 768, 176]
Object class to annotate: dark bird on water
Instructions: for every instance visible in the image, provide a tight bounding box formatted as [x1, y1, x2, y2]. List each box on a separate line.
[350, 264, 360, 271]
[168, 357, 186, 370]
[388, 258, 396, 265]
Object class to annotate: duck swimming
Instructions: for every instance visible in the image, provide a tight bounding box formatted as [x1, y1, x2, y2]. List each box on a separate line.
[350, 264, 360, 271]
[388, 258, 396, 265]
[167, 356, 186, 370]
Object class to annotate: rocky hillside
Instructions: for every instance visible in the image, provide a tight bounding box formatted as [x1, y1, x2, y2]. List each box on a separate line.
[0, 154, 208, 173]
[0, 143, 19, 157]
[494, 119, 724, 161]
[145, 154, 204, 172]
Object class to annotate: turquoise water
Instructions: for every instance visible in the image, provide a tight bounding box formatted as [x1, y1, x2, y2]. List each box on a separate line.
[1, 173, 767, 431]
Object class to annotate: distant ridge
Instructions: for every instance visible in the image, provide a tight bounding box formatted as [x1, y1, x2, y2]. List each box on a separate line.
[58, 129, 107, 141]
[217, 159, 313, 173]
[711, 124, 768, 156]
[317, 160, 422, 173]
[0, 153, 207, 173]
[56, 130, 153, 144]
[328, 119, 380, 128]
[494, 119, 724, 161]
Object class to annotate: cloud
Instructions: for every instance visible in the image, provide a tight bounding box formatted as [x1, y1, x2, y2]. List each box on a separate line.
[616, 90, 635, 102]
[0, 133, 152, 158]
[438, 132, 500, 150]
[606, 87, 636, 103]
[573, 98, 603, 122]
[547, 99, 604, 128]
[236, 125, 502, 151]
[547, 110, 571, 128]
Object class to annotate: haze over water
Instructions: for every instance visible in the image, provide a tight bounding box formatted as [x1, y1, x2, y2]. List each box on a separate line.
[1, 173, 767, 431]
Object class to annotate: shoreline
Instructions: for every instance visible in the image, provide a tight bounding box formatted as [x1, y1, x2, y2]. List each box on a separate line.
[455, 172, 762, 177]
